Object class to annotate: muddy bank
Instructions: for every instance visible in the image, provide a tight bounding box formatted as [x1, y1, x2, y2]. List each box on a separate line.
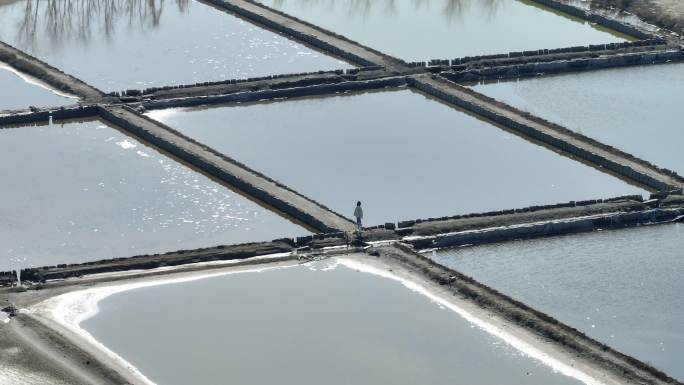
[588, 0, 684, 37]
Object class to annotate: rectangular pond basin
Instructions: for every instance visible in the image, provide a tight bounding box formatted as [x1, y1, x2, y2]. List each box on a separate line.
[0, 0, 349, 92]
[0, 119, 307, 273]
[79, 258, 587, 385]
[431, 223, 684, 380]
[0, 62, 75, 111]
[257, 0, 632, 61]
[471, 63, 684, 176]
[148, 89, 646, 226]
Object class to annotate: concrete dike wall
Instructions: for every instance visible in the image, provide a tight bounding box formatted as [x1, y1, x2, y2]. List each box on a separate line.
[202, 0, 408, 72]
[142, 76, 407, 110]
[408, 74, 684, 192]
[0, 41, 103, 102]
[98, 105, 355, 233]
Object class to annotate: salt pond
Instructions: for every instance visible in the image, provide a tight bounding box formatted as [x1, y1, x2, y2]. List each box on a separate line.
[0, 63, 74, 111]
[0, 120, 306, 272]
[80, 258, 585, 385]
[257, 0, 631, 61]
[471, 63, 684, 176]
[432, 224, 684, 380]
[0, 0, 348, 92]
[149, 89, 646, 225]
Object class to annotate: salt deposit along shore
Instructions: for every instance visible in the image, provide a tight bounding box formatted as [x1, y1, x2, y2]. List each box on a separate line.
[1, 245, 672, 385]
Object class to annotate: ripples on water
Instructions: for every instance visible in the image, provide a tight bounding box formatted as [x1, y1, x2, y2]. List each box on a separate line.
[0, 120, 306, 272]
[0, 0, 348, 91]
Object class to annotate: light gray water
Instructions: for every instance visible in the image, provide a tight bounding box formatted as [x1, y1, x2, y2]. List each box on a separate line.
[472, 63, 684, 176]
[0, 64, 74, 111]
[0, 120, 307, 272]
[432, 224, 684, 380]
[0, 0, 349, 92]
[257, 0, 631, 61]
[82, 259, 584, 385]
[149, 89, 645, 226]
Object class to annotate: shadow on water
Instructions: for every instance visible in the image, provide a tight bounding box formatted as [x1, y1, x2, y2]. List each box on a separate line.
[1, 0, 190, 49]
[268, 0, 505, 23]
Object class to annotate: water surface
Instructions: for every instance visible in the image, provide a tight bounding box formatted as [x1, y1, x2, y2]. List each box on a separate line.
[0, 0, 348, 91]
[149, 90, 645, 225]
[82, 259, 584, 385]
[0, 120, 307, 272]
[472, 63, 684, 175]
[432, 224, 684, 380]
[0, 63, 74, 111]
[258, 0, 630, 61]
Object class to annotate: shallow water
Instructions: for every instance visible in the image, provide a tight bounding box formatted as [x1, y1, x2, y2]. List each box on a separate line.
[432, 224, 684, 380]
[472, 63, 684, 176]
[0, 0, 348, 92]
[257, 0, 630, 61]
[0, 120, 306, 272]
[82, 259, 583, 385]
[0, 64, 74, 111]
[149, 89, 645, 225]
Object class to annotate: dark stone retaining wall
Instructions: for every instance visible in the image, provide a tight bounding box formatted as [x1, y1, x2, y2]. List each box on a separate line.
[0, 106, 99, 127]
[445, 49, 684, 82]
[409, 207, 684, 249]
[409, 75, 684, 192]
[143, 77, 407, 110]
[109, 68, 368, 98]
[394, 194, 645, 229]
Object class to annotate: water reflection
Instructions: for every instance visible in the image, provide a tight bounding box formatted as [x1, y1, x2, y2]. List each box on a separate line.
[2, 0, 190, 49]
[267, 0, 504, 23]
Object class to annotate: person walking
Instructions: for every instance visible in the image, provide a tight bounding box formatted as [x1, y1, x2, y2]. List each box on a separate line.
[353, 201, 364, 230]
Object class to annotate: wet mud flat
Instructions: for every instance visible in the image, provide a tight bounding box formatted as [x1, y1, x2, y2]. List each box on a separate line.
[432, 223, 684, 380]
[0, 118, 306, 272]
[0, 0, 349, 92]
[0, 63, 74, 111]
[471, 62, 684, 176]
[149, 89, 646, 226]
[257, 0, 631, 61]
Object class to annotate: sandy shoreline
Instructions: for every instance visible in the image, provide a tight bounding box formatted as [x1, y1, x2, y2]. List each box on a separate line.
[9, 251, 615, 385]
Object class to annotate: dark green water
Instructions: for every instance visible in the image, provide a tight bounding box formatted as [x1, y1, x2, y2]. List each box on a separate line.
[0, 120, 307, 272]
[0, 0, 349, 92]
[432, 224, 684, 380]
[82, 260, 585, 385]
[149, 89, 646, 226]
[258, 0, 631, 60]
[472, 63, 684, 176]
